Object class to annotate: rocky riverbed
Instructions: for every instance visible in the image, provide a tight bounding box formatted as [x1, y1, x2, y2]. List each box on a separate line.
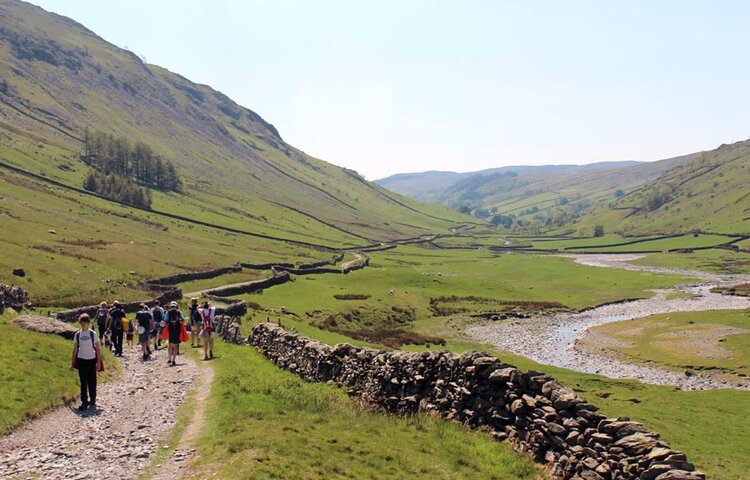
[0, 346, 198, 480]
[467, 254, 750, 391]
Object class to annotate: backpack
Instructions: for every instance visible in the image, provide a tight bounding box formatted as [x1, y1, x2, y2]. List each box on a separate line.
[151, 306, 164, 322]
[189, 305, 201, 325]
[111, 309, 124, 330]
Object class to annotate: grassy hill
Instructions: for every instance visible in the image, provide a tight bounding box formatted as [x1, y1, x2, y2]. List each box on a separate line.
[573, 139, 750, 235]
[379, 139, 750, 236]
[377, 158, 692, 232]
[0, 0, 468, 303]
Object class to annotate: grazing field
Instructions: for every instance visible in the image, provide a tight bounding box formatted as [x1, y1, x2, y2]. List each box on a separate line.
[193, 343, 542, 480]
[524, 233, 738, 252]
[579, 310, 750, 382]
[244, 246, 688, 318]
[177, 270, 268, 295]
[630, 250, 750, 275]
[0, 310, 118, 433]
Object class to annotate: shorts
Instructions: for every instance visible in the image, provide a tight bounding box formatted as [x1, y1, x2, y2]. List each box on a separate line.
[138, 333, 149, 344]
[190, 324, 200, 333]
[199, 329, 210, 339]
[126, 333, 134, 341]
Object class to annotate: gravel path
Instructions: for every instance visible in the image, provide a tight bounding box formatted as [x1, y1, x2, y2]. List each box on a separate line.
[0, 345, 200, 480]
[467, 254, 750, 391]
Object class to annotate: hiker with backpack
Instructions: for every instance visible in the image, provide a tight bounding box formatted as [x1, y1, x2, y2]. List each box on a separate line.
[188, 297, 202, 348]
[124, 314, 134, 349]
[151, 301, 165, 350]
[70, 313, 102, 411]
[95, 302, 109, 346]
[198, 301, 217, 360]
[136, 303, 153, 360]
[163, 301, 186, 365]
[107, 300, 126, 357]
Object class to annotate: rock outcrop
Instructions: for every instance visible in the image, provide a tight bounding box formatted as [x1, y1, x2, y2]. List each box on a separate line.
[249, 323, 705, 480]
[0, 284, 30, 312]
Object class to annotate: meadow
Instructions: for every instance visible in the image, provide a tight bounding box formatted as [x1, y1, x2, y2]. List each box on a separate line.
[579, 310, 750, 381]
[629, 249, 750, 275]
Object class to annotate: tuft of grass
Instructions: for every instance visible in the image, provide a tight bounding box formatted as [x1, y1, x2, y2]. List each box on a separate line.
[194, 343, 542, 480]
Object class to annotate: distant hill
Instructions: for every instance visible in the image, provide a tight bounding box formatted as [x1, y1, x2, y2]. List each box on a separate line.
[376, 161, 642, 203]
[573, 140, 750, 235]
[378, 142, 750, 236]
[376, 159, 691, 228]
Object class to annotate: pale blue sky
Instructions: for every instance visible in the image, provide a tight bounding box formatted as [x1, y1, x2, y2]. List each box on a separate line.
[30, 0, 750, 179]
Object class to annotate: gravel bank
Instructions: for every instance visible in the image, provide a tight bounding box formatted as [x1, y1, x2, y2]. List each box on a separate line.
[467, 254, 750, 391]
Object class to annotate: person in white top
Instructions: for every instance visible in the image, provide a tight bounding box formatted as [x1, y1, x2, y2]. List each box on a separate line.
[70, 313, 102, 411]
[198, 301, 217, 361]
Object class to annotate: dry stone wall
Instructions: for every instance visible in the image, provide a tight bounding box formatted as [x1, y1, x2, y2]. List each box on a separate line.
[54, 287, 182, 322]
[249, 323, 705, 480]
[141, 265, 242, 290]
[0, 284, 29, 312]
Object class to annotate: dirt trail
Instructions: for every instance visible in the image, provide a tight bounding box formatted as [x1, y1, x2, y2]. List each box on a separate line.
[0, 346, 200, 480]
[467, 254, 750, 391]
[152, 359, 214, 480]
[340, 252, 365, 270]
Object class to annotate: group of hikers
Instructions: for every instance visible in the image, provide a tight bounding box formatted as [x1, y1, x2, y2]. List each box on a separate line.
[70, 298, 218, 411]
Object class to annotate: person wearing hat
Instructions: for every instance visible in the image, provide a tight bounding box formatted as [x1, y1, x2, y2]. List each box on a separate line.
[164, 301, 185, 365]
[188, 297, 202, 348]
[70, 313, 102, 411]
[107, 300, 126, 357]
[136, 303, 153, 360]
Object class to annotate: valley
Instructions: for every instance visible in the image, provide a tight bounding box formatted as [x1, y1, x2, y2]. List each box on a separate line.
[1, 1, 749, 479]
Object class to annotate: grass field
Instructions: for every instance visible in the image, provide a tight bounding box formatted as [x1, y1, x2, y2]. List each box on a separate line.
[178, 270, 268, 295]
[630, 250, 750, 275]
[242, 246, 688, 320]
[579, 310, 750, 381]
[525, 233, 738, 252]
[192, 343, 542, 480]
[0, 310, 118, 433]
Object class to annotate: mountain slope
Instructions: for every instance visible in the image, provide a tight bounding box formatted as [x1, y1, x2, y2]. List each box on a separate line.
[376, 161, 643, 203]
[573, 140, 750, 235]
[0, 0, 465, 245]
[377, 157, 692, 230]
[0, 0, 468, 304]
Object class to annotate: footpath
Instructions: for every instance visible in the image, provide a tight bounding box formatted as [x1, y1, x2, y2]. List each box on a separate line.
[0, 345, 207, 480]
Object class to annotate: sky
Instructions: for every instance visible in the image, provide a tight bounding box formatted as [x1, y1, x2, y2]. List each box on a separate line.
[29, 0, 750, 179]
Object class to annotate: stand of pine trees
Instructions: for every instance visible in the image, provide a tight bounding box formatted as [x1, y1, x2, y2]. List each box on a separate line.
[83, 170, 152, 209]
[81, 129, 182, 192]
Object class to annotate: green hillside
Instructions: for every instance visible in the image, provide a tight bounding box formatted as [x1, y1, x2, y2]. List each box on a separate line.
[377, 157, 693, 232]
[573, 139, 750, 235]
[0, 0, 468, 303]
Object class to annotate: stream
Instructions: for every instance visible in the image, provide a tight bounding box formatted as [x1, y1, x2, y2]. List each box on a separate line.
[467, 254, 750, 390]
